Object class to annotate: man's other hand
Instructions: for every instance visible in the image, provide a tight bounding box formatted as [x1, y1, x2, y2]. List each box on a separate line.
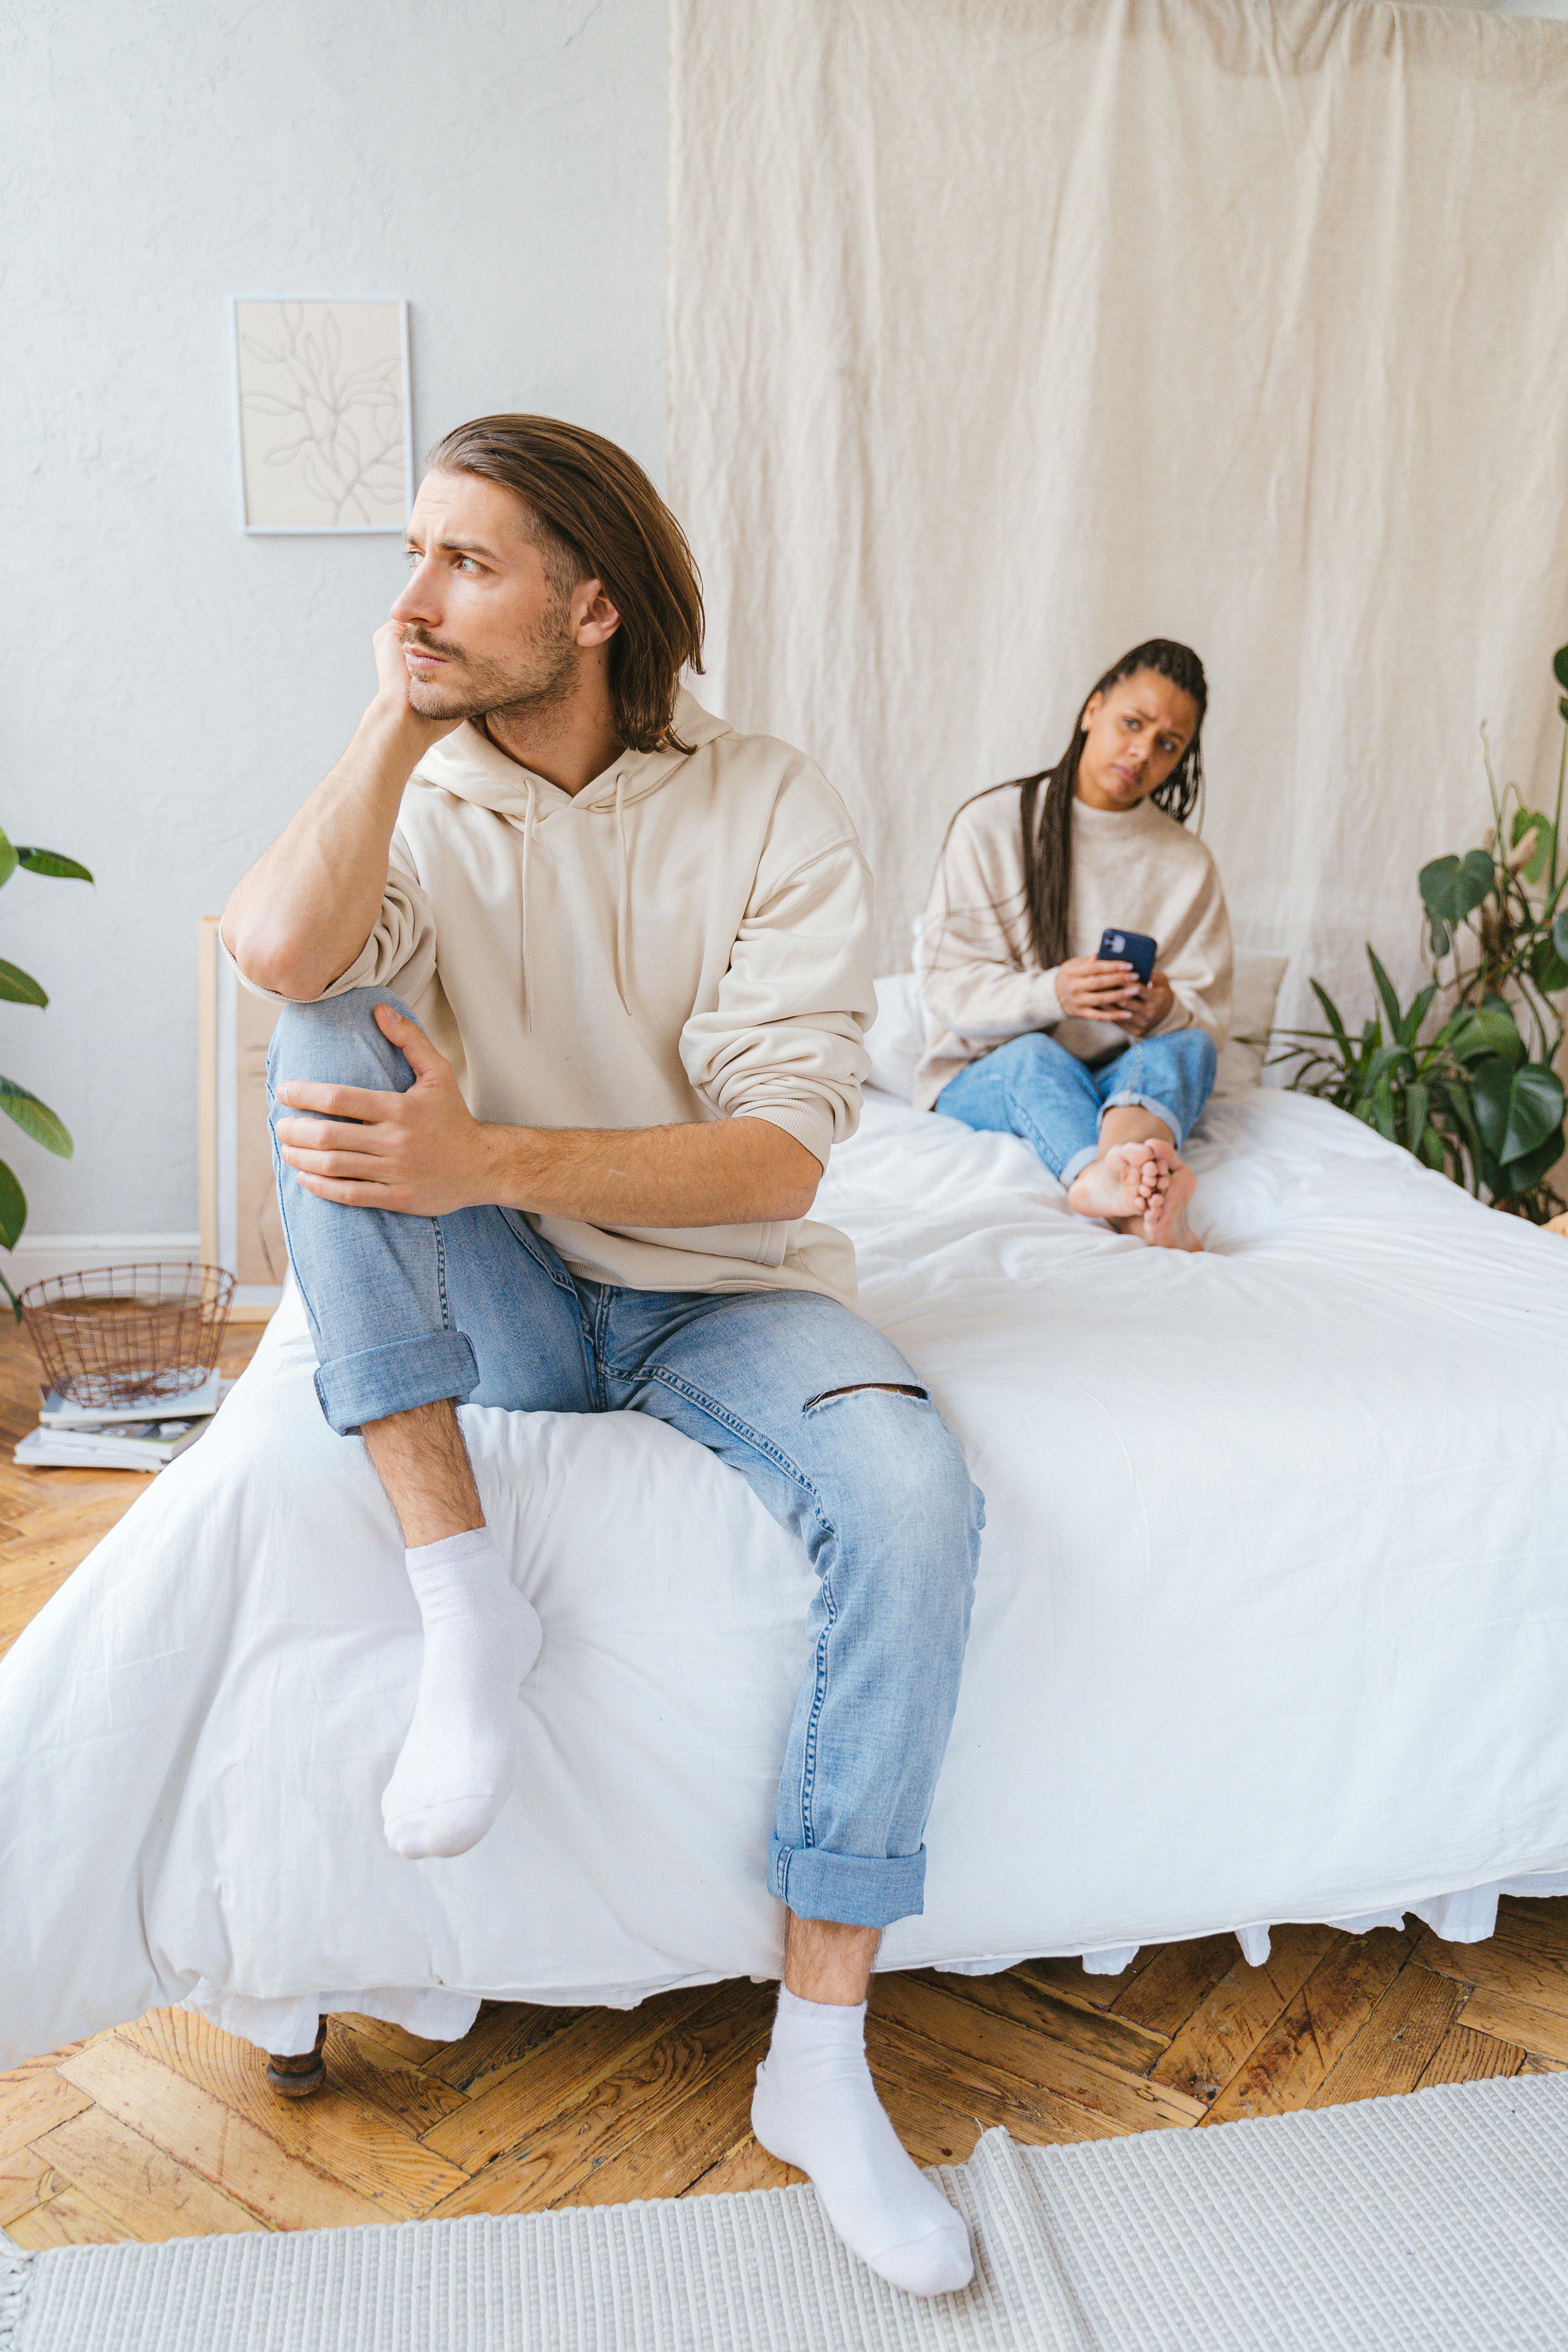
[275, 1005, 496, 1215]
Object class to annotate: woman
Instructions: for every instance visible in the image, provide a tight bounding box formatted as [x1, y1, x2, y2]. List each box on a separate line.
[916, 640, 1231, 1250]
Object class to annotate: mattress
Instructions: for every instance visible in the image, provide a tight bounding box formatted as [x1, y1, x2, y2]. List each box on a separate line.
[4, 1084, 1568, 2063]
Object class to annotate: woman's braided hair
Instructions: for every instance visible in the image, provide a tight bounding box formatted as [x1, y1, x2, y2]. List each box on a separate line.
[1014, 639, 1208, 969]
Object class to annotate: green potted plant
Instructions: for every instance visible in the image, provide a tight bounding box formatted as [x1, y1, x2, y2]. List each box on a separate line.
[1273, 642, 1568, 1222]
[0, 828, 93, 1315]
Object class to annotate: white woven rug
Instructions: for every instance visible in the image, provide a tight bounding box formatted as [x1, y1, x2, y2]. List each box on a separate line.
[4, 2075, 1566, 2350]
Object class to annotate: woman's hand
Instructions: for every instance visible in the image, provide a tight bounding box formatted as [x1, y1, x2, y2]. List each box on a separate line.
[1054, 959, 1176, 1033]
[1118, 970, 1175, 1038]
[1054, 957, 1144, 1022]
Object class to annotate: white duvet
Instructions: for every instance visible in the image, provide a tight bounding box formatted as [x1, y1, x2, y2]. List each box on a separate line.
[5, 1085, 1568, 2065]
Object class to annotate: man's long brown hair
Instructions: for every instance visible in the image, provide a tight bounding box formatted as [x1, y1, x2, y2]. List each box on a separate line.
[426, 414, 706, 753]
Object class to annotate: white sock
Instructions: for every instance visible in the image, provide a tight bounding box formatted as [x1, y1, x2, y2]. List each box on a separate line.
[751, 1987, 973, 2297]
[380, 1527, 543, 1861]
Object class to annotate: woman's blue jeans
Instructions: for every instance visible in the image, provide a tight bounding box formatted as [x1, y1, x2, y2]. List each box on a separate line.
[937, 1029, 1218, 1183]
[268, 989, 983, 1931]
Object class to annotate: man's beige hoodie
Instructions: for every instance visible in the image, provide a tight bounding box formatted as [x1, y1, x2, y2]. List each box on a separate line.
[249, 693, 876, 1308]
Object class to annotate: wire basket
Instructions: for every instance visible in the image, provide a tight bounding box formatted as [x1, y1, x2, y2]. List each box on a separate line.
[18, 1262, 236, 1410]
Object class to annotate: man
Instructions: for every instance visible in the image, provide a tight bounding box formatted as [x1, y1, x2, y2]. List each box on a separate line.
[224, 416, 981, 2296]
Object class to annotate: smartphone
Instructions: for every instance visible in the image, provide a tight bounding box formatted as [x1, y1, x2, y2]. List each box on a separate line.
[1096, 928, 1157, 987]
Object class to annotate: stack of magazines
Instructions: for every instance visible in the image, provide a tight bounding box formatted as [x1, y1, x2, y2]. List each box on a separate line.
[15, 1367, 226, 1472]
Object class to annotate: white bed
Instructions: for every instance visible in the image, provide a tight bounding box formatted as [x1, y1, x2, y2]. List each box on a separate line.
[5, 994, 1568, 2065]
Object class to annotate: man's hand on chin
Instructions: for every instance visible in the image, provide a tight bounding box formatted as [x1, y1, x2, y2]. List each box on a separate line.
[274, 1004, 501, 1216]
[372, 619, 466, 749]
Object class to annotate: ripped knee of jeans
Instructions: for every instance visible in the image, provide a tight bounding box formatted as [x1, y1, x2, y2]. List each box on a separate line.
[802, 1381, 929, 1413]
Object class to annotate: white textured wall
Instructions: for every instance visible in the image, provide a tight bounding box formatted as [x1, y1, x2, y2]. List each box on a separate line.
[0, 0, 666, 1246]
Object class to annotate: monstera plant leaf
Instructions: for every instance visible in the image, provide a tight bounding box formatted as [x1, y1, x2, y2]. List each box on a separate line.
[1470, 1056, 1564, 1173]
[1419, 848, 1495, 957]
[1535, 934, 1568, 997]
[1501, 1129, 1568, 1197]
[1512, 807, 1555, 884]
[1446, 994, 1525, 1069]
[1557, 641, 1568, 719]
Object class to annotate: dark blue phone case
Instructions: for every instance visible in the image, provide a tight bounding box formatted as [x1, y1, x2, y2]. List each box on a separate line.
[1096, 928, 1157, 986]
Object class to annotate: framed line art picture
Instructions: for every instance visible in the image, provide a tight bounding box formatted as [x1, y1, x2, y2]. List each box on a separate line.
[198, 917, 285, 1318]
[231, 297, 412, 533]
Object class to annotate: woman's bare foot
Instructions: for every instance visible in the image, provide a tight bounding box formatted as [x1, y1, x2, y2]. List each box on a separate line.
[1067, 1140, 1203, 1249]
[1136, 1146, 1202, 1250]
[1066, 1142, 1162, 1225]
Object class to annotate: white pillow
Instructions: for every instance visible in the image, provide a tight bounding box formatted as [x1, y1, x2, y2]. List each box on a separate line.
[865, 972, 926, 1100]
[864, 951, 1289, 1105]
[1214, 947, 1290, 1098]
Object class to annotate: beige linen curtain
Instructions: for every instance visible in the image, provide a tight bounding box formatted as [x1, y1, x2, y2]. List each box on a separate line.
[669, 0, 1568, 1031]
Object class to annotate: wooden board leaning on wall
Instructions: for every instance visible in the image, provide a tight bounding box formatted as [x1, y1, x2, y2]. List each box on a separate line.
[198, 916, 285, 1323]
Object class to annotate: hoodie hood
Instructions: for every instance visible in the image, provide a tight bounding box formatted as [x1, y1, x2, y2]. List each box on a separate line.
[408, 688, 734, 822]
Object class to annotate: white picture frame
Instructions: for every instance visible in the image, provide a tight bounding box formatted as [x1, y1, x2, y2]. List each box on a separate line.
[231, 296, 413, 535]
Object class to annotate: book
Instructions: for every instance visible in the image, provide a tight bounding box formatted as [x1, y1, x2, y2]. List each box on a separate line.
[38, 1367, 221, 1429]
[15, 1418, 212, 1472]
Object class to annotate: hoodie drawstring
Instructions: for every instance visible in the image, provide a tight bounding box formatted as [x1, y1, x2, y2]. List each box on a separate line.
[613, 771, 630, 1014]
[519, 776, 537, 1033]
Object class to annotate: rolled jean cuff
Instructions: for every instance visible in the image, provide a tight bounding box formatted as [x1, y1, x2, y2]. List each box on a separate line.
[314, 1331, 479, 1436]
[768, 1834, 926, 1928]
[1099, 1090, 1189, 1148]
[1060, 1143, 1099, 1187]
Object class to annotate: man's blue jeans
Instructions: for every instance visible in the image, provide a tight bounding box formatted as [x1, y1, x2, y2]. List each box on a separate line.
[267, 989, 983, 1931]
[936, 1029, 1218, 1184]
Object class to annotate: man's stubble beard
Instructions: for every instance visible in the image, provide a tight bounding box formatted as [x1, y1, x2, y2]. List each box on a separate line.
[403, 598, 580, 728]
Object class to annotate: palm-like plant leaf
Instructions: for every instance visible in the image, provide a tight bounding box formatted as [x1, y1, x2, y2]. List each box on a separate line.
[15, 848, 93, 882]
[0, 960, 47, 1007]
[0, 1160, 25, 1252]
[1403, 1081, 1429, 1158]
[1366, 947, 1412, 1042]
[0, 1080, 72, 1158]
[1309, 980, 1352, 1054]
[0, 829, 90, 1265]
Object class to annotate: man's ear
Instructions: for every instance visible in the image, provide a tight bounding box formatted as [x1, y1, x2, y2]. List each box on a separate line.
[573, 579, 622, 649]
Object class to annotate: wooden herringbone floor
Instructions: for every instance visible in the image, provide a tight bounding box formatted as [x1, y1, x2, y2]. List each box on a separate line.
[1, 1314, 1565, 2247]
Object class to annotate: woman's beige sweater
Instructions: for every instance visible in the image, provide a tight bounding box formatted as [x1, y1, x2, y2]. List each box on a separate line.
[915, 785, 1232, 1112]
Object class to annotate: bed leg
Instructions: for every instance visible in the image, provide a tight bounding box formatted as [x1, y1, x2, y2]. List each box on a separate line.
[264, 2014, 328, 2098]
